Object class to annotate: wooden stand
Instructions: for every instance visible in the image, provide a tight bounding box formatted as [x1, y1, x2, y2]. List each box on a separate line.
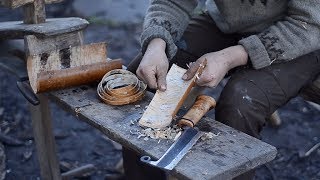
[29, 95, 61, 180]
[0, 0, 90, 179]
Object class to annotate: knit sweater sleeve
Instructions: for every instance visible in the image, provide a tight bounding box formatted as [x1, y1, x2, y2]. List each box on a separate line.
[140, 0, 197, 60]
[238, 0, 320, 69]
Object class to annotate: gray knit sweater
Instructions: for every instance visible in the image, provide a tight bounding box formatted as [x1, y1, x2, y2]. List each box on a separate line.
[140, 0, 320, 70]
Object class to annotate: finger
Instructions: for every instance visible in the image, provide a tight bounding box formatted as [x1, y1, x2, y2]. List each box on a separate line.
[156, 67, 167, 91]
[201, 81, 218, 88]
[137, 68, 158, 89]
[136, 68, 146, 82]
[182, 60, 203, 81]
[196, 73, 218, 88]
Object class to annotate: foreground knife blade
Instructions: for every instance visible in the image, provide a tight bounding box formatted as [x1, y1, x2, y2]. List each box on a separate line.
[141, 127, 203, 170]
[141, 95, 216, 170]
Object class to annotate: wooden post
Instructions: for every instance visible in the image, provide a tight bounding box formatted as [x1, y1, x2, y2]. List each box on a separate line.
[23, 0, 46, 24]
[23, 19, 84, 180]
[29, 94, 61, 180]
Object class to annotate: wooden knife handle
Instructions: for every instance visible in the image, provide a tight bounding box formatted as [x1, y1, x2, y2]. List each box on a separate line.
[178, 95, 216, 128]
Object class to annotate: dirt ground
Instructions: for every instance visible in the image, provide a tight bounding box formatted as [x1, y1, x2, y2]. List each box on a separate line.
[0, 1, 319, 179]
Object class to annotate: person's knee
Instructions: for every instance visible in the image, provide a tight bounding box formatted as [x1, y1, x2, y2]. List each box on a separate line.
[216, 78, 267, 137]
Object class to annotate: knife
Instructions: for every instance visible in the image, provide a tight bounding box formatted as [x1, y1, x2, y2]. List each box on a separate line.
[140, 95, 216, 170]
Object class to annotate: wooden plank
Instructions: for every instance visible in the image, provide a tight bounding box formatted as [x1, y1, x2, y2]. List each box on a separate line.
[48, 86, 277, 180]
[23, 0, 46, 24]
[139, 64, 196, 129]
[0, 0, 63, 8]
[0, 17, 89, 40]
[24, 31, 83, 55]
[29, 94, 61, 180]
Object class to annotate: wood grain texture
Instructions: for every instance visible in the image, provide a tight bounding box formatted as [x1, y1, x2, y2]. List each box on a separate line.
[26, 42, 122, 93]
[0, 17, 88, 40]
[24, 31, 83, 55]
[29, 95, 61, 180]
[0, 0, 63, 8]
[139, 64, 196, 129]
[48, 86, 277, 180]
[23, 0, 46, 24]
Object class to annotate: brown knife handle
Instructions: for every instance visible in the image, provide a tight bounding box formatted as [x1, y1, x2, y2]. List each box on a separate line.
[178, 95, 216, 128]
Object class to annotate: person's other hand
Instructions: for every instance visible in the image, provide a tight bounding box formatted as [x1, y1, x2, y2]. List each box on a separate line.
[182, 45, 248, 87]
[136, 38, 169, 91]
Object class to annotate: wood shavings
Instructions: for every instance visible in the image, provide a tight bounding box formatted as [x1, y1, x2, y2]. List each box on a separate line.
[137, 125, 183, 141]
[201, 132, 219, 141]
[129, 129, 140, 135]
[130, 120, 136, 125]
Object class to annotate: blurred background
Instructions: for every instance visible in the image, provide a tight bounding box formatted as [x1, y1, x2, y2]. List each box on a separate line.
[0, 0, 319, 179]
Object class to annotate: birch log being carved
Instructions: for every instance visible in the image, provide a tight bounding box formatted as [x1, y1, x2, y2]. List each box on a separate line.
[139, 64, 198, 129]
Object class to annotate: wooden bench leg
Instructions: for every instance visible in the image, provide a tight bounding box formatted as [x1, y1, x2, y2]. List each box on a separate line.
[29, 94, 61, 180]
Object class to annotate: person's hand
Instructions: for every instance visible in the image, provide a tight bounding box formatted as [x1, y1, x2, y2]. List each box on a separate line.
[136, 38, 169, 91]
[182, 45, 248, 87]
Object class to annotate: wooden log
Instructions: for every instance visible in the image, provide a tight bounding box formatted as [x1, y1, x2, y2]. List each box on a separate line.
[24, 31, 84, 55]
[29, 94, 61, 180]
[0, 18, 89, 40]
[37, 59, 123, 93]
[23, 0, 46, 24]
[139, 64, 198, 129]
[26, 42, 123, 93]
[0, 0, 63, 9]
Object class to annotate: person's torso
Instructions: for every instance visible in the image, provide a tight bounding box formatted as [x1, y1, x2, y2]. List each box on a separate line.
[206, 0, 288, 33]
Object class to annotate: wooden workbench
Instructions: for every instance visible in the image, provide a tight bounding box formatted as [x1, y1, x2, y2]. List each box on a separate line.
[47, 85, 277, 180]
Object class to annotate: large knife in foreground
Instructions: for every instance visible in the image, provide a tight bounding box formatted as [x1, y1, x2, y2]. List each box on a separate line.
[140, 95, 216, 170]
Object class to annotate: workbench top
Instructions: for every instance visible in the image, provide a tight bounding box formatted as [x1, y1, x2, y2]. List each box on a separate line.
[48, 85, 277, 180]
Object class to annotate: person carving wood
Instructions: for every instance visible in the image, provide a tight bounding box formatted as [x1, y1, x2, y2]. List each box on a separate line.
[126, 0, 320, 179]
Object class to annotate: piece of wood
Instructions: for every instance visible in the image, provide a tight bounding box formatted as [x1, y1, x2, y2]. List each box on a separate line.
[23, 0, 46, 24]
[178, 95, 216, 128]
[27, 42, 123, 93]
[48, 86, 277, 180]
[29, 94, 61, 180]
[37, 59, 123, 93]
[61, 164, 95, 180]
[24, 31, 84, 55]
[0, 17, 89, 40]
[139, 64, 197, 129]
[0, 0, 62, 8]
